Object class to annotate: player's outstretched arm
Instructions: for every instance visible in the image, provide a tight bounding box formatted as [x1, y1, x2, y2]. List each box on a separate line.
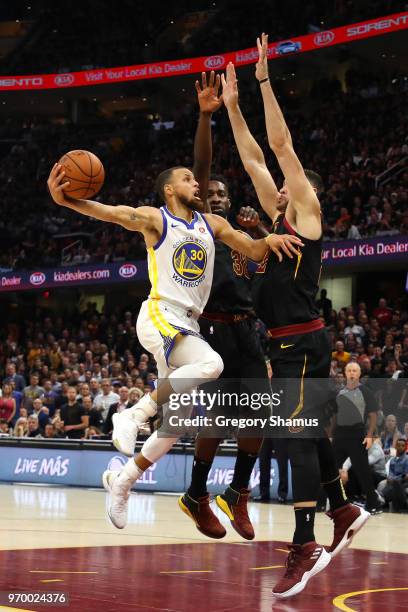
[206, 213, 303, 262]
[192, 71, 223, 212]
[47, 164, 161, 233]
[256, 34, 320, 221]
[221, 62, 278, 221]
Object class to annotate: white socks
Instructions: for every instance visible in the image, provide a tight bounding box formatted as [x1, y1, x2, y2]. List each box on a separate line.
[117, 458, 143, 488]
[129, 393, 157, 422]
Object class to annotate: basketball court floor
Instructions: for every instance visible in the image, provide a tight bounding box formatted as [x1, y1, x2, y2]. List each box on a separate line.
[0, 483, 407, 611]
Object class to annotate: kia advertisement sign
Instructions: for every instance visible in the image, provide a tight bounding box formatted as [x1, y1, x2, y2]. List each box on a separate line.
[0, 236, 407, 292]
[0, 12, 406, 90]
[322, 235, 408, 266]
[54, 73, 75, 86]
[119, 263, 138, 278]
[0, 260, 147, 292]
[204, 55, 225, 69]
[29, 272, 46, 286]
[314, 31, 335, 45]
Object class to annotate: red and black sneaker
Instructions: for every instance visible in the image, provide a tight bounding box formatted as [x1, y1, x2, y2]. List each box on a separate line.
[327, 503, 370, 558]
[215, 486, 254, 540]
[178, 493, 226, 539]
[272, 542, 331, 599]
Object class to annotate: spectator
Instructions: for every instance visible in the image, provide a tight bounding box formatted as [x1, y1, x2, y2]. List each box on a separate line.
[42, 380, 57, 417]
[316, 290, 332, 322]
[93, 379, 119, 421]
[381, 414, 402, 453]
[332, 341, 351, 365]
[60, 386, 89, 439]
[82, 395, 104, 429]
[128, 387, 144, 405]
[373, 298, 393, 328]
[0, 419, 11, 436]
[43, 423, 56, 439]
[377, 438, 408, 511]
[51, 416, 66, 438]
[32, 397, 50, 431]
[22, 374, 44, 413]
[26, 414, 41, 438]
[344, 315, 365, 339]
[14, 417, 28, 437]
[84, 426, 103, 439]
[104, 386, 131, 435]
[89, 378, 101, 400]
[0, 383, 16, 426]
[3, 363, 26, 392]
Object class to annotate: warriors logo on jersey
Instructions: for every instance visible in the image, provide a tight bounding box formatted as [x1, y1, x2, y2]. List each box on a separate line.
[147, 206, 215, 320]
[173, 239, 208, 285]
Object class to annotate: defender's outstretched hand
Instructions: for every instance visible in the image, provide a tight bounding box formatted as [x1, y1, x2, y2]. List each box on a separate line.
[255, 33, 269, 81]
[221, 62, 239, 109]
[266, 233, 304, 262]
[195, 70, 223, 114]
[47, 164, 71, 206]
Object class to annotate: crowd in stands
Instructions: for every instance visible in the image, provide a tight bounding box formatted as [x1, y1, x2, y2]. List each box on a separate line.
[0, 66, 406, 272]
[0, 294, 407, 437]
[0, 293, 407, 508]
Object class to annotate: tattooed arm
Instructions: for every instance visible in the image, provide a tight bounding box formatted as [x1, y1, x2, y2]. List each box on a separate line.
[47, 163, 162, 235]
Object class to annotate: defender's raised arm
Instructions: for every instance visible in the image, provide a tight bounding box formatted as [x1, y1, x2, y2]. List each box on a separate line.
[256, 33, 321, 238]
[221, 62, 279, 221]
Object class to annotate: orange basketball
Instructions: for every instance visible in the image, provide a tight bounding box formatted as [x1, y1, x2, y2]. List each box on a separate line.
[58, 150, 105, 199]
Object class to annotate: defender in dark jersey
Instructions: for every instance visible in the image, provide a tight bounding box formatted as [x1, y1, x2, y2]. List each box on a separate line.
[221, 46, 370, 599]
[179, 177, 271, 540]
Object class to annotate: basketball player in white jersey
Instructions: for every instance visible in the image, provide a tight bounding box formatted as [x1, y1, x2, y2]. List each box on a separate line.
[47, 162, 302, 528]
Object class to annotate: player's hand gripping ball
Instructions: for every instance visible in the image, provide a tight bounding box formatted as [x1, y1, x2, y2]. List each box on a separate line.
[57, 150, 105, 199]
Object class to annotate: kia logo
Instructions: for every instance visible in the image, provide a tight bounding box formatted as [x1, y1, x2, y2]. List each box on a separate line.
[313, 31, 335, 46]
[30, 272, 46, 285]
[54, 73, 75, 86]
[204, 55, 225, 69]
[119, 263, 137, 278]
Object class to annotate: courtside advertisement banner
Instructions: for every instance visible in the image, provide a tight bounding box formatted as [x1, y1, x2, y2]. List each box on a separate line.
[1, 235, 406, 292]
[0, 444, 291, 497]
[0, 12, 406, 90]
[0, 260, 147, 292]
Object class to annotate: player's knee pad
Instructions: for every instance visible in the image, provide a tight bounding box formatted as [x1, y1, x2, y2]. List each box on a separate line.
[288, 438, 321, 502]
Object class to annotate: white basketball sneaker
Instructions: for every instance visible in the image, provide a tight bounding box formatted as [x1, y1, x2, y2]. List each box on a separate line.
[112, 395, 156, 457]
[103, 469, 130, 530]
[112, 410, 141, 457]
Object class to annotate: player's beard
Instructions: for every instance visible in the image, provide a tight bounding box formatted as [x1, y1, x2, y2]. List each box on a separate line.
[277, 195, 288, 212]
[179, 193, 202, 210]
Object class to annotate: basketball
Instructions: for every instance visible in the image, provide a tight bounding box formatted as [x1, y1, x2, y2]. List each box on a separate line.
[58, 149, 105, 199]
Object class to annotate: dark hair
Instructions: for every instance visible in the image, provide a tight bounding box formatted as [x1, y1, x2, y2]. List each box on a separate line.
[209, 174, 229, 194]
[155, 166, 185, 201]
[304, 169, 324, 195]
[397, 438, 407, 445]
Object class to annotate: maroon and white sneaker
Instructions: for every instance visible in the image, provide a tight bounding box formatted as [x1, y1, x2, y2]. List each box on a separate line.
[327, 504, 370, 558]
[272, 542, 331, 599]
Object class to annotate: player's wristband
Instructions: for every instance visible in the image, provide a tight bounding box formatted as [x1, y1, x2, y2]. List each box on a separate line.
[259, 77, 269, 84]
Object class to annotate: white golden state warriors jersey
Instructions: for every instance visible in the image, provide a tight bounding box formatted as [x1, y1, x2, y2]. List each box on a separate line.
[147, 206, 215, 318]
